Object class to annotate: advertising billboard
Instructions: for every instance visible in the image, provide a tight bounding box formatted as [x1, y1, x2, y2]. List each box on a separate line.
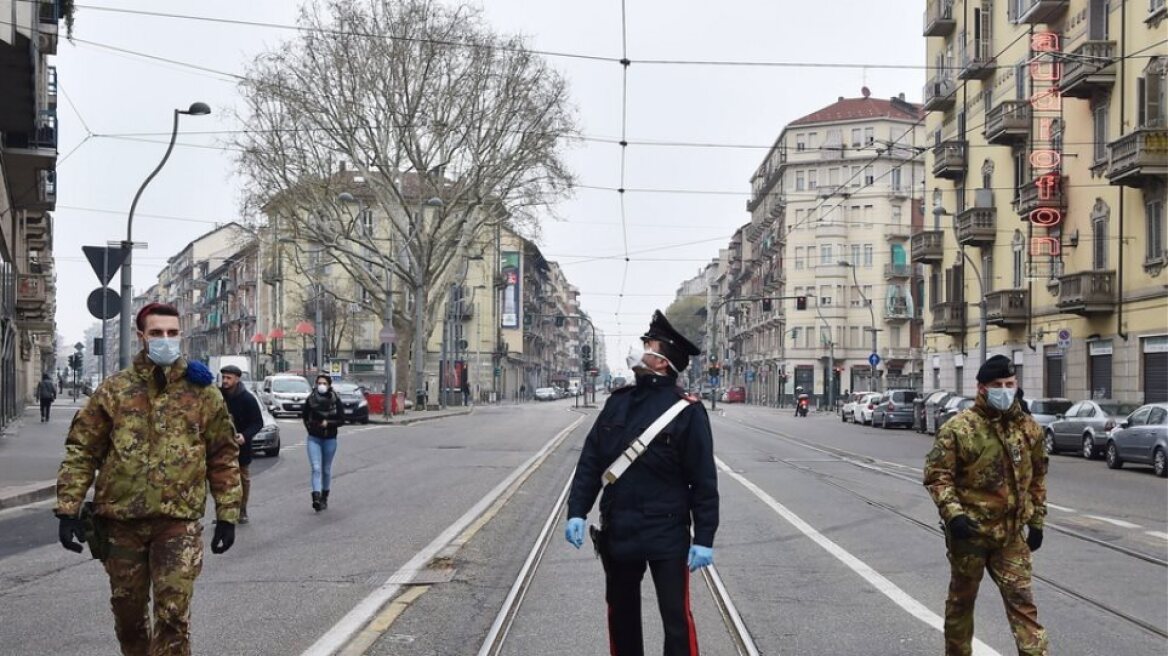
[501, 251, 521, 328]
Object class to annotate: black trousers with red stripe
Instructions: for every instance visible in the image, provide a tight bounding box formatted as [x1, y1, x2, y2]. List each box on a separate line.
[603, 555, 698, 656]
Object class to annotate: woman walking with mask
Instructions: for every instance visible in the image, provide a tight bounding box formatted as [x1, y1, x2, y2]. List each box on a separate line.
[303, 374, 344, 512]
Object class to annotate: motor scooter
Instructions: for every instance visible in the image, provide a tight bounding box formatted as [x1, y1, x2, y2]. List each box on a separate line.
[795, 394, 810, 418]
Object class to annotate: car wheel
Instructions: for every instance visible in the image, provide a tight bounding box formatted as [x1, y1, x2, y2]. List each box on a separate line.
[1044, 431, 1056, 455]
[841, 411, 848, 423]
[1154, 448, 1167, 478]
[1105, 442, 1123, 470]
[1082, 435, 1098, 460]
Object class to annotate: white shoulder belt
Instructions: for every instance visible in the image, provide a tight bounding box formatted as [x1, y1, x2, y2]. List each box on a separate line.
[602, 399, 692, 486]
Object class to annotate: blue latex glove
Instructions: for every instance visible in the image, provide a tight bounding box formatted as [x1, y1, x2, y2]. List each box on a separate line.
[688, 545, 714, 572]
[565, 517, 586, 549]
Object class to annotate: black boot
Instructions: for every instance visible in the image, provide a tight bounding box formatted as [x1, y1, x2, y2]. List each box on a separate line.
[311, 491, 322, 512]
[320, 490, 329, 510]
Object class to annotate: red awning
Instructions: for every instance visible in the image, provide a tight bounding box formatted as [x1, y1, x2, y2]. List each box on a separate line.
[250, 332, 268, 344]
[268, 327, 286, 340]
[294, 321, 315, 336]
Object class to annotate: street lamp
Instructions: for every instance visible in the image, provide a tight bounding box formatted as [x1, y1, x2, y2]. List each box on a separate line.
[118, 102, 211, 368]
[933, 204, 988, 366]
[839, 260, 881, 391]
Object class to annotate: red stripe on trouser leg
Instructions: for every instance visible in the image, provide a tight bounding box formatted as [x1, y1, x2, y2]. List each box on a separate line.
[684, 563, 699, 655]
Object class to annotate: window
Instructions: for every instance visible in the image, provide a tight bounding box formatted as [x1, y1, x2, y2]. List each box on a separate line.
[864, 127, 875, 145]
[1092, 99, 1109, 165]
[805, 327, 813, 348]
[864, 166, 875, 185]
[796, 171, 805, 191]
[808, 132, 818, 148]
[795, 208, 805, 229]
[361, 288, 372, 304]
[808, 169, 818, 189]
[1148, 189, 1166, 263]
[851, 244, 861, 265]
[892, 205, 903, 225]
[820, 285, 831, 305]
[849, 166, 861, 187]
[359, 209, 374, 234]
[1138, 57, 1167, 128]
[851, 128, 862, 147]
[828, 167, 840, 186]
[955, 367, 963, 396]
[863, 244, 874, 268]
[891, 166, 903, 192]
[820, 326, 831, 346]
[850, 326, 860, 347]
[1012, 230, 1025, 288]
[796, 134, 806, 151]
[862, 284, 873, 301]
[795, 247, 805, 270]
[1093, 209, 1109, 270]
[821, 244, 833, 266]
[863, 205, 874, 227]
[982, 253, 994, 293]
[1012, 146, 1028, 202]
[1088, 0, 1109, 40]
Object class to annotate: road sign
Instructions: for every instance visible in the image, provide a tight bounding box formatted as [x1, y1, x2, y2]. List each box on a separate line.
[745, 370, 755, 382]
[581, 345, 591, 356]
[1057, 328, 1071, 349]
[82, 246, 127, 286]
[868, 352, 881, 367]
[458, 339, 469, 350]
[709, 375, 720, 387]
[87, 288, 120, 320]
[378, 323, 396, 344]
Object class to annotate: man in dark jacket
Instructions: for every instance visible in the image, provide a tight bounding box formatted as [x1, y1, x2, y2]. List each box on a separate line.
[37, 372, 57, 422]
[220, 365, 264, 524]
[565, 310, 718, 656]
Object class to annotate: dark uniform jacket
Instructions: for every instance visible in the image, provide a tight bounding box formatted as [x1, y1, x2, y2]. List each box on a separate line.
[222, 384, 264, 466]
[568, 373, 719, 561]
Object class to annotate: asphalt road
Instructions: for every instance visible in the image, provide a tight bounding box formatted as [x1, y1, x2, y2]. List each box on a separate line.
[0, 399, 1164, 655]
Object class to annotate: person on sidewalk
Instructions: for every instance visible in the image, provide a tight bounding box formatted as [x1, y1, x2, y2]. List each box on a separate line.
[219, 365, 263, 525]
[302, 374, 344, 512]
[564, 310, 719, 656]
[55, 302, 240, 656]
[924, 354, 1049, 656]
[36, 372, 56, 422]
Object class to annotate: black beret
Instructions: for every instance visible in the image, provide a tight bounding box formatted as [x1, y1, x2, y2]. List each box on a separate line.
[220, 365, 243, 377]
[642, 310, 701, 372]
[977, 354, 1015, 384]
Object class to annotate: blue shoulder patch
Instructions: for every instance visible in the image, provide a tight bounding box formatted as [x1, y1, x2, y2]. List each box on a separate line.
[185, 360, 214, 387]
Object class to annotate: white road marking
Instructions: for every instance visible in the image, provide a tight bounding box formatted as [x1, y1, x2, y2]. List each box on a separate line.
[1145, 531, 1168, 541]
[1083, 515, 1142, 530]
[301, 414, 586, 656]
[1046, 503, 1076, 513]
[717, 457, 1003, 656]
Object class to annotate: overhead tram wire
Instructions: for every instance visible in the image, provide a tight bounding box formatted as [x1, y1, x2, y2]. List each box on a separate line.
[612, 0, 632, 342]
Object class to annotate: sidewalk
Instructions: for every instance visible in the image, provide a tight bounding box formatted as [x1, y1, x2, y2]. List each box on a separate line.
[367, 405, 475, 426]
[0, 397, 84, 510]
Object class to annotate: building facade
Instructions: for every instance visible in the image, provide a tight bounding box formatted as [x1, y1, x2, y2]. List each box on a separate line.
[921, 0, 1167, 402]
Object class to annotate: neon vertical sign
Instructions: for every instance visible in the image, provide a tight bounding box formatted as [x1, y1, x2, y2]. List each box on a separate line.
[1027, 31, 1065, 277]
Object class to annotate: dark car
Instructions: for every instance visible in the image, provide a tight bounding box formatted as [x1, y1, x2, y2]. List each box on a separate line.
[872, 389, 919, 429]
[925, 391, 958, 435]
[936, 396, 974, 432]
[333, 382, 370, 424]
[1105, 403, 1168, 477]
[251, 403, 282, 457]
[919, 390, 951, 434]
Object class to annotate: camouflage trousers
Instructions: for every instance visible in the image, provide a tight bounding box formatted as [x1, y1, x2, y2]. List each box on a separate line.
[944, 533, 1048, 656]
[101, 519, 204, 656]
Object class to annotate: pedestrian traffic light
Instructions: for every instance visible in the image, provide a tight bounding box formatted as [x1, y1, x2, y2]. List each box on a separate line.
[762, 298, 773, 312]
[796, 295, 807, 311]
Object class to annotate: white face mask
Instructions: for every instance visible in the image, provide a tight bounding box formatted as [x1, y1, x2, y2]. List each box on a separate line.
[316, 384, 329, 395]
[627, 344, 678, 375]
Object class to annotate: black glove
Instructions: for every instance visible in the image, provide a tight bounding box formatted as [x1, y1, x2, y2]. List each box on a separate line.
[1026, 526, 1044, 552]
[947, 515, 980, 541]
[57, 515, 86, 553]
[211, 521, 235, 554]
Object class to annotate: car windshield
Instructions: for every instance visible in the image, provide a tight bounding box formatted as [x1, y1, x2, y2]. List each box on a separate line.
[536, 388, 555, 394]
[1031, 400, 1072, 415]
[1099, 402, 1142, 417]
[272, 379, 310, 394]
[333, 383, 362, 394]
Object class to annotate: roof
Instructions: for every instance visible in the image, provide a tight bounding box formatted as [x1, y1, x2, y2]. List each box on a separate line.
[790, 92, 922, 126]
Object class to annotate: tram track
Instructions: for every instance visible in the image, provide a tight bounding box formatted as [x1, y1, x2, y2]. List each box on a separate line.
[723, 415, 1168, 641]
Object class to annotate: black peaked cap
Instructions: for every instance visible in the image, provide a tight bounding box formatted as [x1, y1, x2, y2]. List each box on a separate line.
[642, 310, 701, 373]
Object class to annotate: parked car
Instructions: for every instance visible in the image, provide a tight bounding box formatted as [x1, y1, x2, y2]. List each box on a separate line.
[332, 382, 370, 424]
[871, 389, 919, 429]
[1023, 398, 1073, 430]
[1046, 400, 1143, 458]
[841, 392, 869, 423]
[925, 391, 958, 435]
[251, 402, 282, 457]
[724, 386, 746, 404]
[936, 396, 974, 432]
[260, 374, 312, 417]
[1105, 403, 1168, 477]
[917, 391, 948, 433]
[534, 387, 559, 401]
[853, 392, 882, 425]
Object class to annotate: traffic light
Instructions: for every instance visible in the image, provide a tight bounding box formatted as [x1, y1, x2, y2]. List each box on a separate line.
[796, 295, 807, 311]
[93, 338, 104, 355]
[708, 365, 719, 378]
[555, 315, 565, 328]
[761, 298, 773, 312]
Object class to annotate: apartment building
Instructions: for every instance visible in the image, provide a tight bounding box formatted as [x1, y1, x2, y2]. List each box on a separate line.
[921, 0, 1167, 402]
[0, 0, 62, 422]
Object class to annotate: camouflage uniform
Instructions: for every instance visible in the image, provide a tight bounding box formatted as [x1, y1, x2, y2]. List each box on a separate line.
[57, 353, 240, 656]
[924, 394, 1049, 656]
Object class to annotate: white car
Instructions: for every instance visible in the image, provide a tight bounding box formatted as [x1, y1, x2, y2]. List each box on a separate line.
[853, 393, 882, 425]
[841, 392, 868, 423]
[534, 387, 558, 401]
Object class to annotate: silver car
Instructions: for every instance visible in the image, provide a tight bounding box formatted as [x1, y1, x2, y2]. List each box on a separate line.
[1024, 398, 1073, 431]
[1046, 400, 1143, 459]
[1105, 403, 1168, 477]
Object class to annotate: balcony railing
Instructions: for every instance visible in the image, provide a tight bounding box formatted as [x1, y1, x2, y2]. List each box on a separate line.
[932, 140, 967, 179]
[984, 100, 1030, 145]
[1106, 127, 1168, 187]
[1057, 270, 1115, 315]
[959, 35, 995, 80]
[1060, 41, 1117, 99]
[1016, 174, 1066, 217]
[884, 263, 913, 279]
[930, 301, 966, 335]
[884, 224, 912, 241]
[1009, 0, 1069, 24]
[955, 206, 996, 247]
[923, 0, 956, 36]
[885, 298, 912, 322]
[984, 289, 1029, 326]
[911, 230, 944, 264]
[923, 74, 957, 112]
[883, 347, 915, 361]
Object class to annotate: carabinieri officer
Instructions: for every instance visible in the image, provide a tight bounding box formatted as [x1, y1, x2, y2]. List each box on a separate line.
[565, 310, 719, 656]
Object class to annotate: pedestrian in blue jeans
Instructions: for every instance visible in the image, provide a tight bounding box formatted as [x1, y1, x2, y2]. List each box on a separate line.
[302, 374, 344, 512]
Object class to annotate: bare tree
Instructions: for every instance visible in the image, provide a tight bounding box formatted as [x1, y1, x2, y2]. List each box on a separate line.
[235, 0, 576, 397]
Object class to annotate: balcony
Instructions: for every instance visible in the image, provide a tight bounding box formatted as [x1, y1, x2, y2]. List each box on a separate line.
[984, 289, 1029, 326]
[1056, 270, 1115, 315]
[37, 0, 60, 55]
[885, 298, 913, 323]
[923, 0, 956, 36]
[1059, 41, 1117, 99]
[932, 140, 967, 179]
[816, 220, 848, 240]
[0, 110, 57, 163]
[911, 230, 945, 264]
[45, 66, 57, 109]
[955, 207, 996, 248]
[884, 224, 911, 241]
[883, 347, 915, 361]
[958, 35, 995, 81]
[16, 273, 47, 311]
[816, 184, 849, 199]
[1106, 128, 1168, 188]
[884, 263, 913, 280]
[984, 100, 1031, 145]
[923, 74, 957, 112]
[889, 183, 910, 199]
[1009, 0, 1069, 24]
[1016, 174, 1066, 217]
[930, 302, 966, 335]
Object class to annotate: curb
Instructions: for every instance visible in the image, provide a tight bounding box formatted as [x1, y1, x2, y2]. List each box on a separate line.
[368, 407, 475, 426]
[0, 481, 55, 510]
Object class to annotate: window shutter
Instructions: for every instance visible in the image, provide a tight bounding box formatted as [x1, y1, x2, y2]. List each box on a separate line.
[1146, 68, 1163, 127]
[1137, 77, 1148, 128]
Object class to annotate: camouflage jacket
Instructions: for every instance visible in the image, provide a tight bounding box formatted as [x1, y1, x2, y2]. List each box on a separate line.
[56, 353, 241, 523]
[924, 395, 1048, 543]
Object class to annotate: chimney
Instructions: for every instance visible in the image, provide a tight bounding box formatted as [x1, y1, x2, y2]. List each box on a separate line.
[899, 92, 906, 101]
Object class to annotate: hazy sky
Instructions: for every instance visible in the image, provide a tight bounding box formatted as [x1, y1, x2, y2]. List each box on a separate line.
[50, 0, 925, 370]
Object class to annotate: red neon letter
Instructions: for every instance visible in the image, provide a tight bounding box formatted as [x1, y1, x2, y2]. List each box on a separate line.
[1031, 32, 1060, 53]
[1029, 60, 1063, 82]
[1030, 237, 1061, 256]
[1035, 173, 1060, 200]
[1029, 208, 1064, 228]
[1030, 150, 1062, 170]
[1030, 89, 1062, 111]
[1038, 117, 1055, 141]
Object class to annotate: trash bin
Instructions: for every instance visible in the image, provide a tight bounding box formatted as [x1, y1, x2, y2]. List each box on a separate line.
[366, 392, 386, 416]
[392, 391, 406, 415]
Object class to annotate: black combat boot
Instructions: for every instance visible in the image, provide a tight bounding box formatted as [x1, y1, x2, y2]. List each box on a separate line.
[312, 491, 322, 512]
[320, 490, 330, 510]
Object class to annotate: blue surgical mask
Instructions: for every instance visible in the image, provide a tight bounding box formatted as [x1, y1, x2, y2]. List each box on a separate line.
[986, 387, 1015, 412]
[146, 337, 182, 366]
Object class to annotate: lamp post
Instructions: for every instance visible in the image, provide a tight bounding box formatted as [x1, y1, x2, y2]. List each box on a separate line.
[118, 102, 211, 368]
[839, 260, 881, 391]
[933, 204, 988, 366]
[814, 297, 836, 410]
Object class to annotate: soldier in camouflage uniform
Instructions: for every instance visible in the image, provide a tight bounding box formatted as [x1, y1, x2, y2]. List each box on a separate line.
[55, 303, 241, 656]
[924, 355, 1049, 656]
